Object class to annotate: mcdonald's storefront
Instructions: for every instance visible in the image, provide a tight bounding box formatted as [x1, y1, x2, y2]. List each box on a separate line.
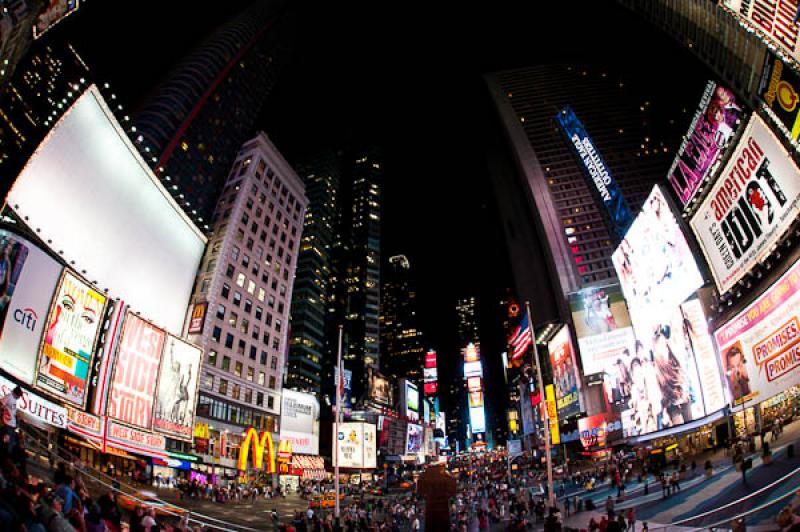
[191, 421, 279, 486]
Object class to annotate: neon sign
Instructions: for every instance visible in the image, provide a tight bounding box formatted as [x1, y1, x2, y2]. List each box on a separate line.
[237, 427, 276, 473]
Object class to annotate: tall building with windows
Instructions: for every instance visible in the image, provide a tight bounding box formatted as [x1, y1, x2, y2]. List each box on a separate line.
[186, 132, 307, 465]
[133, 0, 294, 230]
[485, 65, 698, 323]
[380, 255, 425, 382]
[455, 296, 480, 349]
[285, 151, 340, 395]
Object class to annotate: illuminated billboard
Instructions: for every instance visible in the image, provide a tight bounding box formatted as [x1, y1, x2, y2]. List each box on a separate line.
[578, 413, 622, 450]
[469, 406, 486, 434]
[406, 423, 423, 454]
[463, 343, 479, 362]
[368, 368, 393, 406]
[107, 312, 166, 429]
[425, 350, 437, 367]
[721, 1, 800, 64]
[464, 361, 483, 378]
[548, 326, 581, 419]
[467, 376, 482, 391]
[715, 257, 800, 408]
[405, 381, 419, 421]
[33, 0, 80, 39]
[668, 81, 743, 204]
[0, 230, 63, 385]
[187, 302, 208, 335]
[568, 284, 635, 376]
[152, 335, 202, 441]
[335, 422, 377, 469]
[36, 271, 106, 408]
[279, 389, 320, 455]
[469, 391, 484, 408]
[555, 105, 633, 239]
[8, 86, 206, 334]
[760, 54, 800, 142]
[691, 115, 800, 294]
[612, 185, 704, 336]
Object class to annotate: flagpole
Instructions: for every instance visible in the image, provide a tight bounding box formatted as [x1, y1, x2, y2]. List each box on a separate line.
[526, 301, 555, 508]
[334, 325, 343, 522]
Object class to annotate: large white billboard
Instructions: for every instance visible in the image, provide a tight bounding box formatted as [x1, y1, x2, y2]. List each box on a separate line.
[715, 257, 800, 408]
[612, 185, 704, 337]
[690, 115, 800, 294]
[334, 422, 376, 469]
[279, 389, 320, 455]
[152, 335, 202, 441]
[8, 86, 206, 334]
[0, 230, 63, 385]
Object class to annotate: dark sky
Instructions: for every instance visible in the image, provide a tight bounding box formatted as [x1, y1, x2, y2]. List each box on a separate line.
[62, 1, 711, 435]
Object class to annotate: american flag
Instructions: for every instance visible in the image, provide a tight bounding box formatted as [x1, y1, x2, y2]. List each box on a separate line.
[509, 312, 532, 361]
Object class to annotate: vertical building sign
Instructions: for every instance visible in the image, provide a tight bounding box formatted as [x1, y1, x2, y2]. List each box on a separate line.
[152, 335, 202, 441]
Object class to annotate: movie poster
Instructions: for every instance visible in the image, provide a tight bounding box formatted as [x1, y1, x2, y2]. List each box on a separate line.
[152, 335, 202, 441]
[668, 81, 743, 204]
[691, 115, 800, 294]
[548, 326, 581, 418]
[107, 312, 165, 429]
[36, 271, 106, 407]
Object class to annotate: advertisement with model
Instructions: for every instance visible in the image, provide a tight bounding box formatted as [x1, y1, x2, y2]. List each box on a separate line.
[0, 230, 63, 385]
[152, 335, 202, 441]
[35, 271, 106, 408]
[548, 326, 581, 419]
[334, 422, 377, 469]
[691, 115, 800, 294]
[279, 389, 320, 455]
[667, 81, 743, 205]
[715, 257, 800, 408]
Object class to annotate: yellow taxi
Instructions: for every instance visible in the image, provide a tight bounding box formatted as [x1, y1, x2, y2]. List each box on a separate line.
[309, 492, 345, 509]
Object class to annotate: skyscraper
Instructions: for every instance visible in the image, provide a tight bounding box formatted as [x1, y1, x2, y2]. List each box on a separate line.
[133, 0, 294, 230]
[187, 132, 307, 465]
[485, 65, 697, 323]
[380, 255, 425, 382]
[455, 296, 480, 349]
[286, 151, 340, 395]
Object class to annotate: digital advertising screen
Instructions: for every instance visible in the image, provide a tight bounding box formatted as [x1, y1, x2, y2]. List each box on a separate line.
[668, 81, 744, 204]
[760, 53, 800, 142]
[555, 104, 634, 239]
[467, 376, 482, 391]
[715, 257, 800, 408]
[464, 360, 483, 378]
[469, 406, 486, 434]
[547, 326, 581, 419]
[691, 115, 800, 294]
[469, 391, 484, 408]
[463, 343, 480, 363]
[578, 413, 622, 450]
[568, 284, 636, 376]
[405, 381, 419, 421]
[368, 368, 393, 406]
[0, 230, 63, 385]
[279, 389, 321, 455]
[406, 423, 423, 454]
[107, 312, 166, 429]
[152, 335, 202, 441]
[612, 185, 704, 336]
[36, 271, 106, 407]
[425, 350, 437, 368]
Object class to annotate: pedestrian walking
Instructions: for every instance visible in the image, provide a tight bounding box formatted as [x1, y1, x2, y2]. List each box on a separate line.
[627, 507, 636, 532]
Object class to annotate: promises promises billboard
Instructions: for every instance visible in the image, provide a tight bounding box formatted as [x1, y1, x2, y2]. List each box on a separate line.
[280, 389, 320, 455]
[0, 231, 63, 385]
[568, 284, 636, 376]
[36, 271, 106, 407]
[691, 115, 800, 294]
[556, 105, 634, 239]
[668, 81, 743, 204]
[548, 326, 581, 419]
[107, 313, 165, 429]
[715, 257, 800, 407]
[152, 335, 202, 441]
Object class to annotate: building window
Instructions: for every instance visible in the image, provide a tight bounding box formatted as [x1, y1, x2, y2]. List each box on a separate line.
[241, 319, 249, 334]
[278, 302, 284, 314]
[258, 371, 266, 386]
[246, 238, 254, 251]
[219, 379, 228, 395]
[234, 361, 242, 378]
[256, 392, 264, 406]
[247, 280, 256, 295]
[216, 304, 225, 319]
[199, 279, 209, 293]
[267, 396, 274, 409]
[270, 357, 278, 370]
[233, 292, 242, 306]
[226, 264, 235, 278]
[244, 388, 253, 404]
[247, 367, 254, 382]
[236, 229, 245, 242]
[260, 351, 268, 365]
[252, 325, 260, 340]
[236, 273, 246, 288]
[265, 313, 272, 326]
[237, 339, 246, 356]
[221, 283, 230, 299]
[225, 334, 234, 349]
[249, 345, 257, 360]
[272, 338, 280, 350]
[204, 374, 213, 390]
[268, 376, 276, 389]
[208, 349, 218, 366]
[275, 319, 282, 333]
[212, 326, 221, 343]
[228, 312, 238, 328]
[255, 306, 263, 320]
[242, 255, 250, 268]
[232, 384, 240, 400]
[222, 356, 231, 371]
[232, 246, 240, 260]
[268, 295, 275, 309]
[257, 288, 265, 302]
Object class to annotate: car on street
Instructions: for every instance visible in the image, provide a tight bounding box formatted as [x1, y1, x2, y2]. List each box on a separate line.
[117, 490, 188, 518]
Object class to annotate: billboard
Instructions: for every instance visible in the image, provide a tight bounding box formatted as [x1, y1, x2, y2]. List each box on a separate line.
[469, 406, 486, 434]
[107, 313, 166, 429]
[555, 104, 634, 239]
[0, 230, 63, 385]
[578, 413, 622, 450]
[467, 376, 482, 391]
[0, 375, 66, 429]
[406, 423, 423, 454]
[613, 185, 704, 335]
[8, 86, 206, 335]
[334, 422, 376, 469]
[33, 0, 80, 39]
[668, 81, 744, 204]
[721, 0, 800, 65]
[36, 271, 106, 407]
[464, 361, 483, 378]
[468, 391, 484, 408]
[548, 326, 581, 418]
[152, 335, 202, 441]
[609, 298, 724, 437]
[463, 343, 479, 362]
[691, 115, 800, 294]
[405, 381, 419, 421]
[279, 389, 320, 455]
[425, 350, 437, 367]
[520, 387, 535, 436]
[568, 284, 636, 376]
[187, 302, 207, 335]
[715, 257, 800, 407]
[760, 53, 800, 142]
[368, 368, 393, 406]
[545, 384, 560, 445]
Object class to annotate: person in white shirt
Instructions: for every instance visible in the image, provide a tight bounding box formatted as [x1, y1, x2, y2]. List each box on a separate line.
[1, 386, 22, 451]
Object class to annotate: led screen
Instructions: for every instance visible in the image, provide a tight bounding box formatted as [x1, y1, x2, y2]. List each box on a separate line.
[469, 406, 486, 434]
[464, 361, 483, 378]
[8, 86, 206, 334]
[548, 326, 581, 418]
[405, 382, 419, 421]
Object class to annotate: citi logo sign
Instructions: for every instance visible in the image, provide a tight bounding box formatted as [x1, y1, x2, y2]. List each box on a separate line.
[13, 308, 37, 331]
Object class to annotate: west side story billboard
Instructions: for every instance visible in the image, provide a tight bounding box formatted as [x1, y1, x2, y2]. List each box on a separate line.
[556, 105, 634, 240]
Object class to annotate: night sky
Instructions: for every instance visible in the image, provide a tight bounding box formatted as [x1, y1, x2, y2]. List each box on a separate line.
[63, 1, 711, 434]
